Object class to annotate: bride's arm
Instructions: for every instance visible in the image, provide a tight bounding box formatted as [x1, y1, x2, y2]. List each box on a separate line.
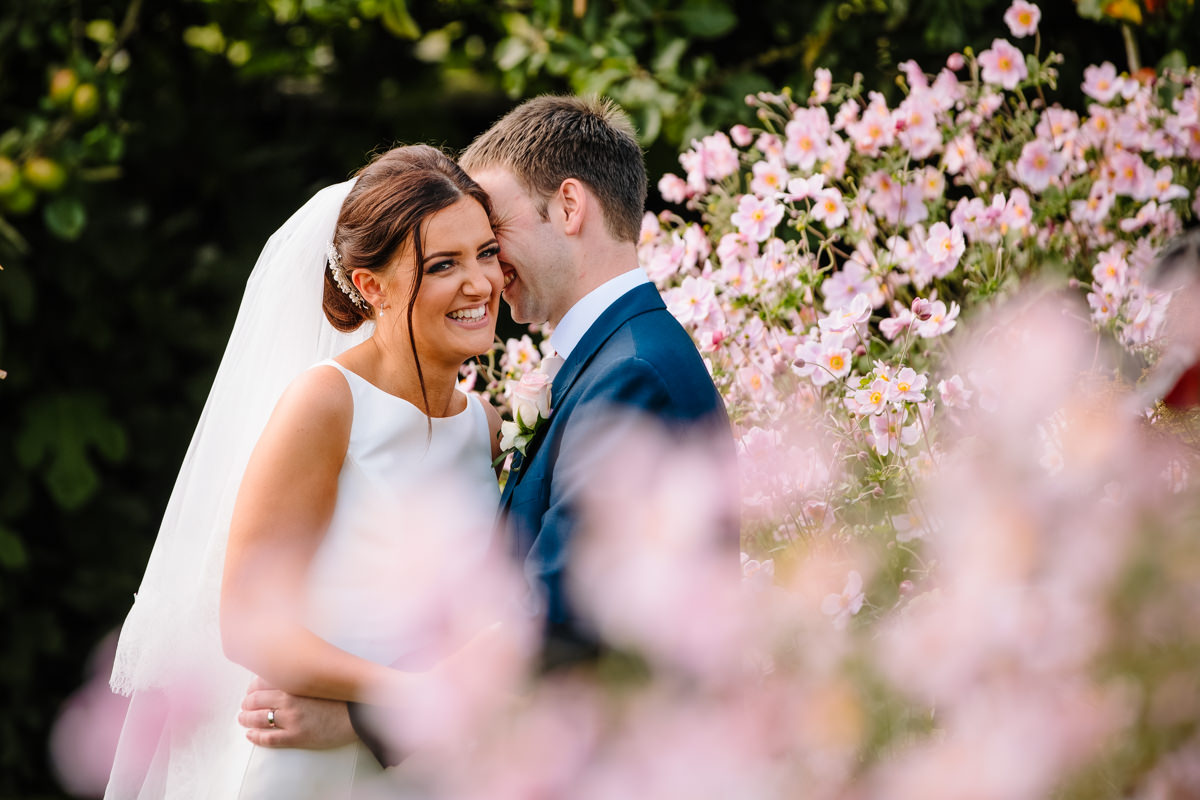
[220, 366, 410, 706]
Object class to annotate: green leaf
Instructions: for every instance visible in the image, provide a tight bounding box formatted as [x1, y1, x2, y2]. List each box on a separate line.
[679, 0, 738, 39]
[652, 37, 689, 75]
[639, 104, 663, 144]
[1075, 0, 1105, 20]
[496, 36, 531, 72]
[381, 0, 420, 39]
[16, 394, 128, 510]
[0, 526, 27, 570]
[44, 197, 87, 241]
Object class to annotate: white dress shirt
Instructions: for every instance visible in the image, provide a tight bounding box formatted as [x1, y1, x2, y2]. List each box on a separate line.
[549, 268, 651, 360]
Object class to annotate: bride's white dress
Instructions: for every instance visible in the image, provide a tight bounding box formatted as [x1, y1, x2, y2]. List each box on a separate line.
[110, 360, 500, 799]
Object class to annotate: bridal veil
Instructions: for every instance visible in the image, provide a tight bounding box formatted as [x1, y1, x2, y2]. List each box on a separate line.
[105, 178, 372, 797]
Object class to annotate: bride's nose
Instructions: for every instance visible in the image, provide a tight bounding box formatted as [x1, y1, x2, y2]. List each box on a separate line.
[462, 258, 498, 297]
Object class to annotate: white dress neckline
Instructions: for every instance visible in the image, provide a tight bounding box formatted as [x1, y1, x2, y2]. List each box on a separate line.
[318, 359, 473, 421]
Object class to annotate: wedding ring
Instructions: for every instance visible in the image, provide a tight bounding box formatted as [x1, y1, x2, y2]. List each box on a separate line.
[267, 708, 277, 728]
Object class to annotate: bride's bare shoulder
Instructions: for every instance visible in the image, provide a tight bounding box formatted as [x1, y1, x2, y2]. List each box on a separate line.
[269, 364, 354, 433]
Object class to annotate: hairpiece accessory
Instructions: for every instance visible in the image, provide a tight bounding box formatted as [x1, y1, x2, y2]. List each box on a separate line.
[326, 242, 369, 309]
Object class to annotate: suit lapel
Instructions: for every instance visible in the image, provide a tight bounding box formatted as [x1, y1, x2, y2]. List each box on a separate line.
[548, 283, 666, 409]
[499, 283, 667, 504]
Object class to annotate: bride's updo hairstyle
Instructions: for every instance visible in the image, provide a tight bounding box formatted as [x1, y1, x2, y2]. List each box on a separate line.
[323, 144, 492, 332]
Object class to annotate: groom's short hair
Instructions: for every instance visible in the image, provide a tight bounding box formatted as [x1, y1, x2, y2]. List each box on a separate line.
[459, 94, 647, 243]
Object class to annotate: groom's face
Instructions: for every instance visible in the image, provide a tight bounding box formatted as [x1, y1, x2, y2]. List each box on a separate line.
[470, 168, 571, 327]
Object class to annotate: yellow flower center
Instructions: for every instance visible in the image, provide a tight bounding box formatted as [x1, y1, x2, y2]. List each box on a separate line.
[829, 354, 845, 371]
[898, 382, 911, 393]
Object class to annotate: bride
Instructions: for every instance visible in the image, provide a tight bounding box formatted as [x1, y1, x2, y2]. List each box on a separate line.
[105, 145, 506, 798]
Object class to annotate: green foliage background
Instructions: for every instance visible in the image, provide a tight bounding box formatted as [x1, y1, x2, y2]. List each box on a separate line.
[0, 0, 1195, 795]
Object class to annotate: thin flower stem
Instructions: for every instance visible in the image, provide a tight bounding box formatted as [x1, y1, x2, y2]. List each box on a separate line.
[1121, 23, 1141, 73]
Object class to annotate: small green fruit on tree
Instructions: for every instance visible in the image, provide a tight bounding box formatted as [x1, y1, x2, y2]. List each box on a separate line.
[0, 157, 21, 197]
[23, 158, 67, 193]
[49, 68, 79, 107]
[1, 186, 37, 216]
[71, 83, 100, 119]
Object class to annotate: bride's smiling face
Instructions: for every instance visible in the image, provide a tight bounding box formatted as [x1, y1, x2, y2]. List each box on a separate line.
[384, 196, 503, 367]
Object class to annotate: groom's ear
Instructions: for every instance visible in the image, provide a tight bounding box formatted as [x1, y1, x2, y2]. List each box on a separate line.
[555, 178, 587, 237]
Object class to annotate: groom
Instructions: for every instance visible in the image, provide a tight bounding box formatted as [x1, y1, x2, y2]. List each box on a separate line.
[239, 95, 735, 755]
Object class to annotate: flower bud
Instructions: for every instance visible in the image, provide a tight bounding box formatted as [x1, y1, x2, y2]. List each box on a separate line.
[730, 124, 753, 147]
[898, 579, 915, 595]
[911, 297, 934, 321]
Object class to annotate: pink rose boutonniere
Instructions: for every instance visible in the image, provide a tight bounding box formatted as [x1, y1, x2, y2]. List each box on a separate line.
[499, 355, 564, 462]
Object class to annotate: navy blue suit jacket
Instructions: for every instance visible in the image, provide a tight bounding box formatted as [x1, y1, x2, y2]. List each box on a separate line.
[500, 282, 734, 645]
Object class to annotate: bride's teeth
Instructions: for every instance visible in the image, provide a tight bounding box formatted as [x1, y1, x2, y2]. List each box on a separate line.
[448, 306, 486, 321]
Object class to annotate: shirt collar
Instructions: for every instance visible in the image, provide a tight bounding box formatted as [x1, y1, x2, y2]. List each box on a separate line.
[549, 268, 650, 360]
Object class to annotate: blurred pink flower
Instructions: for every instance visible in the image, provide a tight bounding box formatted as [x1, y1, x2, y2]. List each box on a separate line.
[730, 194, 785, 242]
[819, 293, 873, 335]
[1003, 0, 1041, 37]
[785, 107, 832, 169]
[918, 300, 960, 338]
[937, 374, 973, 409]
[880, 303, 918, 340]
[870, 408, 920, 456]
[1083, 61, 1122, 103]
[923, 221, 966, 268]
[1015, 138, 1065, 192]
[657, 173, 691, 204]
[822, 255, 884, 311]
[890, 367, 929, 403]
[812, 187, 849, 229]
[750, 159, 789, 198]
[821, 570, 865, 629]
[813, 67, 833, 104]
[847, 93, 896, 156]
[978, 39, 1028, 90]
[664, 275, 719, 325]
[729, 123, 754, 147]
[849, 377, 891, 416]
[1153, 166, 1190, 203]
[891, 499, 930, 542]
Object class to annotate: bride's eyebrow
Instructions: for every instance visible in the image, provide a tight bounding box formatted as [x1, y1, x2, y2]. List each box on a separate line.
[422, 249, 462, 264]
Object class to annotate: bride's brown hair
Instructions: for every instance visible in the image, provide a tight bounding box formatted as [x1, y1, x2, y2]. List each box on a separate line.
[324, 145, 492, 414]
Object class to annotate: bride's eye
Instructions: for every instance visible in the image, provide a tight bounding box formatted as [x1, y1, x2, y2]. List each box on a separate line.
[479, 246, 500, 260]
[426, 259, 455, 274]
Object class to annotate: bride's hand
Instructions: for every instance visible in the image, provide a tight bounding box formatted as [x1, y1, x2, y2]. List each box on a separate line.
[239, 676, 357, 749]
